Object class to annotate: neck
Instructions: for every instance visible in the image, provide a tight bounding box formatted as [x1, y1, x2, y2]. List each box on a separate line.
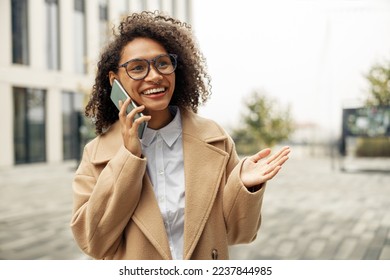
[146, 108, 173, 130]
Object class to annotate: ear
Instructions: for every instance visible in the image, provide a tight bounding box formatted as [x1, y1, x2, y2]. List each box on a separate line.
[108, 71, 117, 86]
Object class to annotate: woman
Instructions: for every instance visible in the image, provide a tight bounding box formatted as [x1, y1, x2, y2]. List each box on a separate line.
[71, 11, 290, 260]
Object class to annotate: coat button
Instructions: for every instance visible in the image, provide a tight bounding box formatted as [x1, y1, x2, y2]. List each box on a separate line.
[212, 249, 218, 260]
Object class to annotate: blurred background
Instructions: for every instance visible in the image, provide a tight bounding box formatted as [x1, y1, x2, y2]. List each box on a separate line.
[0, 0, 389, 260]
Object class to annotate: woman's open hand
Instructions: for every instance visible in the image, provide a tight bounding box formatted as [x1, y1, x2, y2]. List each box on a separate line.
[240, 146, 291, 188]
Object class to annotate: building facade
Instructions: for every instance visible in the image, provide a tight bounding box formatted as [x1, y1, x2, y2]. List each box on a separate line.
[0, 0, 192, 167]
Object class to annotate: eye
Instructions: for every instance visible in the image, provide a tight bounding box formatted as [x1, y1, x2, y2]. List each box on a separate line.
[127, 60, 147, 73]
[156, 57, 172, 69]
[131, 65, 146, 72]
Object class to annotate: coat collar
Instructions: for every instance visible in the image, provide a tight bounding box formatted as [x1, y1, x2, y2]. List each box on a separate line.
[90, 108, 228, 164]
[89, 121, 122, 165]
[89, 108, 230, 260]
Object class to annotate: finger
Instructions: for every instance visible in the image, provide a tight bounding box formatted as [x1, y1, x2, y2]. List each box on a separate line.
[250, 148, 271, 163]
[265, 155, 289, 174]
[132, 115, 152, 131]
[126, 104, 146, 122]
[119, 98, 132, 118]
[263, 165, 282, 181]
[267, 146, 290, 162]
[124, 103, 144, 125]
[275, 155, 289, 167]
[266, 146, 290, 164]
[268, 149, 290, 166]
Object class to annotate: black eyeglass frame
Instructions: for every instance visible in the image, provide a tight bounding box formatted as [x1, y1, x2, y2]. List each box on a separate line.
[118, 53, 178, 81]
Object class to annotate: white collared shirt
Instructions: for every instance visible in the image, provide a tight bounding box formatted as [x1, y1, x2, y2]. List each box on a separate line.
[141, 107, 185, 260]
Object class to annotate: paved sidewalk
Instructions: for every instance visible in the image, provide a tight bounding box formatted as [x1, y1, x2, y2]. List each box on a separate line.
[230, 156, 390, 260]
[0, 155, 389, 260]
[0, 161, 85, 260]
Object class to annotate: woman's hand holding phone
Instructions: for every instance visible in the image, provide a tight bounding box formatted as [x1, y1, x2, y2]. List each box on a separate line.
[118, 98, 151, 157]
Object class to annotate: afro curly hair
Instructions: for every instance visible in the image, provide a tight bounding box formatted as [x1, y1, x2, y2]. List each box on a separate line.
[85, 11, 212, 135]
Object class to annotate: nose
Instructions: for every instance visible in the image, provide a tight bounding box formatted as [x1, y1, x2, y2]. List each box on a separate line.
[144, 64, 163, 84]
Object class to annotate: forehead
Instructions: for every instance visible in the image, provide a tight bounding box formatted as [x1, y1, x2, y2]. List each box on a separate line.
[121, 37, 167, 62]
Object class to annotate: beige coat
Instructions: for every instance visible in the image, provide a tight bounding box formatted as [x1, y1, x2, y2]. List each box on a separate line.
[71, 109, 265, 260]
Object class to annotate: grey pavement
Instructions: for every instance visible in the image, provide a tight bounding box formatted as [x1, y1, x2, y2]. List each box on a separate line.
[1, 151, 390, 260]
[0, 161, 85, 260]
[230, 153, 390, 260]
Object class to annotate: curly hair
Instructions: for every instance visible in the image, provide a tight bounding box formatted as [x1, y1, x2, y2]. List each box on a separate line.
[85, 11, 212, 135]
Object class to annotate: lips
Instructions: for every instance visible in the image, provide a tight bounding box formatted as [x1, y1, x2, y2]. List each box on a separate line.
[142, 87, 166, 95]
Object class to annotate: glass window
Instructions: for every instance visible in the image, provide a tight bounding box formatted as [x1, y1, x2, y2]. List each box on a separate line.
[14, 88, 27, 162]
[74, 0, 87, 73]
[45, 0, 61, 70]
[62, 92, 74, 160]
[12, 0, 29, 65]
[14, 88, 46, 164]
[99, 0, 109, 47]
[62, 92, 84, 160]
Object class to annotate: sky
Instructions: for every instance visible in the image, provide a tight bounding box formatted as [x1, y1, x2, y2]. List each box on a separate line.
[191, 0, 390, 140]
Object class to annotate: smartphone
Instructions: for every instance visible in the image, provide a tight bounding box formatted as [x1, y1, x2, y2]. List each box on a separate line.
[110, 79, 146, 138]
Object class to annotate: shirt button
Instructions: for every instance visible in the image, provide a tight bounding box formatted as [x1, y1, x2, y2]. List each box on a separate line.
[159, 169, 164, 175]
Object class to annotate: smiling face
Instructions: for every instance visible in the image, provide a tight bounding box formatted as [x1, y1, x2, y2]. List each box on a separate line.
[109, 37, 176, 116]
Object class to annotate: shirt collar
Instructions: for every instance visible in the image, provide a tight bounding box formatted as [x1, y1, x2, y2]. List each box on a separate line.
[141, 106, 182, 148]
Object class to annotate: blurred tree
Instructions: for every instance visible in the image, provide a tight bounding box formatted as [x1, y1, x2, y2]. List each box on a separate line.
[231, 90, 294, 155]
[365, 60, 390, 106]
[355, 60, 390, 157]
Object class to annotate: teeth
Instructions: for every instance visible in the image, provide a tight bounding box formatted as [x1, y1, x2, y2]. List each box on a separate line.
[143, 87, 165, 95]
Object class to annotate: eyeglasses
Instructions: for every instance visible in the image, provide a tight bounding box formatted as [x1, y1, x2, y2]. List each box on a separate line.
[119, 54, 178, 80]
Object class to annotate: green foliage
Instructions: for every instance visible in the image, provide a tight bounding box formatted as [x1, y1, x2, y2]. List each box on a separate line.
[231, 91, 294, 155]
[354, 60, 390, 157]
[365, 60, 390, 106]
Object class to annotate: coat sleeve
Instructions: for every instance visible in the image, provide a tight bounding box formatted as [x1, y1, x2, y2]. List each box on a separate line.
[70, 144, 147, 259]
[223, 139, 265, 245]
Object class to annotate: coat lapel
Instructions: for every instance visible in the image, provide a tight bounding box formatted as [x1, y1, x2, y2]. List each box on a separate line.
[181, 110, 230, 259]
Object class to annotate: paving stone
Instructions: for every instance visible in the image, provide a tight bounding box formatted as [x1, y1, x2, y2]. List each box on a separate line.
[349, 238, 370, 260]
[333, 237, 358, 260]
[318, 236, 342, 259]
[276, 239, 296, 258]
[379, 245, 390, 260]
[302, 238, 327, 259]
